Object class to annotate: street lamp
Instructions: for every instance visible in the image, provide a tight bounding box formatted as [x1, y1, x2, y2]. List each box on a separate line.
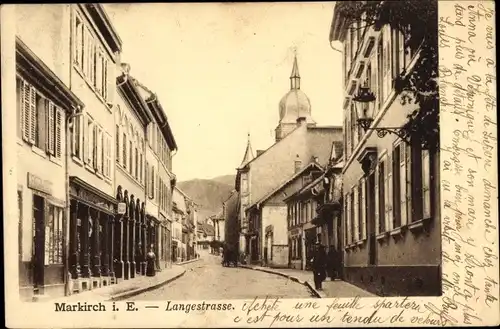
[352, 81, 412, 144]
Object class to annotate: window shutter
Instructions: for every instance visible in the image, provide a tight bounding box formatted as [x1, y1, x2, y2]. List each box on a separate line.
[83, 116, 88, 163]
[422, 149, 431, 218]
[398, 30, 405, 74]
[361, 179, 366, 239]
[29, 85, 36, 144]
[384, 29, 391, 103]
[353, 187, 359, 242]
[115, 125, 120, 162]
[47, 102, 55, 155]
[399, 145, 407, 226]
[145, 162, 149, 195]
[55, 108, 62, 158]
[98, 128, 103, 173]
[386, 154, 393, 230]
[346, 193, 351, 244]
[107, 135, 112, 177]
[106, 59, 113, 103]
[370, 58, 377, 117]
[406, 143, 413, 223]
[95, 51, 102, 93]
[374, 165, 380, 234]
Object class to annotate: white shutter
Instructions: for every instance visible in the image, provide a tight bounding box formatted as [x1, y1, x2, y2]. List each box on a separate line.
[22, 80, 30, 142]
[374, 166, 380, 234]
[95, 51, 102, 93]
[97, 128, 103, 172]
[29, 85, 36, 144]
[55, 108, 62, 158]
[353, 187, 359, 242]
[47, 102, 55, 155]
[422, 149, 431, 218]
[346, 194, 351, 244]
[108, 135, 112, 177]
[83, 116, 88, 162]
[370, 57, 377, 117]
[386, 154, 393, 231]
[361, 179, 366, 239]
[399, 145, 407, 226]
[106, 60, 113, 103]
[398, 30, 405, 73]
[387, 26, 393, 92]
[384, 27, 391, 103]
[406, 143, 413, 223]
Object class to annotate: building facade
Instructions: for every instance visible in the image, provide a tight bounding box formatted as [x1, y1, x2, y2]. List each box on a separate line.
[172, 186, 186, 262]
[247, 161, 324, 268]
[235, 56, 343, 266]
[66, 3, 122, 295]
[114, 63, 151, 279]
[136, 81, 178, 270]
[285, 141, 344, 278]
[15, 31, 84, 300]
[330, 1, 441, 296]
[11, 4, 181, 300]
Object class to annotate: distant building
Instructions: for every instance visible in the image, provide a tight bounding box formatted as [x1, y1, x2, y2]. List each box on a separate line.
[235, 55, 343, 265]
[223, 191, 240, 254]
[284, 141, 343, 277]
[247, 161, 325, 268]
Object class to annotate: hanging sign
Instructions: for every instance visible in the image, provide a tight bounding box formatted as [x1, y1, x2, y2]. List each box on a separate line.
[117, 202, 127, 215]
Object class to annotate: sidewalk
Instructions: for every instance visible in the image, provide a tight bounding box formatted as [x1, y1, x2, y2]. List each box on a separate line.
[240, 265, 375, 298]
[51, 260, 199, 303]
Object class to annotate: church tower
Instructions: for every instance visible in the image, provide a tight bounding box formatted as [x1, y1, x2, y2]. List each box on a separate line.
[275, 53, 316, 142]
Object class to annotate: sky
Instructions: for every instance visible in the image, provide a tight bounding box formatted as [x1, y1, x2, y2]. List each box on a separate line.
[104, 3, 343, 182]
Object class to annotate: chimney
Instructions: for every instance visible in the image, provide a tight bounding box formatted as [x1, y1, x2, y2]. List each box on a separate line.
[296, 116, 307, 127]
[294, 154, 302, 173]
[256, 150, 265, 157]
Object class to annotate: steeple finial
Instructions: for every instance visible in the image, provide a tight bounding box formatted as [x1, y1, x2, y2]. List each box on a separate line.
[239, 133, 254, 167]
[290, 49, 300, 90]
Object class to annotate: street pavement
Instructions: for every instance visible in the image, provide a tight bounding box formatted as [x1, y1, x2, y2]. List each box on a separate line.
[129, 253, 316, 300]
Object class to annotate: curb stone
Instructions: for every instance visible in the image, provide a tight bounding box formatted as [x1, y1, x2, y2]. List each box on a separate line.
[176, 258, 202, 266]
[110, 269, 186, 301]
[240, 265, 322, 298]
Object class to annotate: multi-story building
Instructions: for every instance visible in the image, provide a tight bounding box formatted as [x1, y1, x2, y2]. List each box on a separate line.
[284, 141, 343, 276]
[114, 63, 151, 279]
[223, 191, 240, 256]
[330, 1, 440, 296]
[66, 4, 122, 294]
[172, 186, 186, 262]
[235, 56, 343, 265]
[136, 81, 177, 270]
[15, 6, 85, 299]
[10, 3, 181, 299]
[247, 159, 324, 268]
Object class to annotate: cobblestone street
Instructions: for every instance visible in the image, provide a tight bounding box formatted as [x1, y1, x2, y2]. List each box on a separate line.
[130, 254, 316, 300]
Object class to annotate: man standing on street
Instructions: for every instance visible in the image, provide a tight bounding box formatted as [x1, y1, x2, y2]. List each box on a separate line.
[311, 243, 327, 290]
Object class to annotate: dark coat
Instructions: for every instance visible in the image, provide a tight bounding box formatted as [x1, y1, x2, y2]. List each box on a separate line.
[312, 247, 327, 280]
[146, 251, 156, 276]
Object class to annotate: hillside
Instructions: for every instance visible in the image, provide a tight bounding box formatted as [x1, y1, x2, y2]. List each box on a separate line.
[177, 174, 236, 221]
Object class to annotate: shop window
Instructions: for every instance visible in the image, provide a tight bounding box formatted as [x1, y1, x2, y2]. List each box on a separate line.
[45, 204, 64, 265]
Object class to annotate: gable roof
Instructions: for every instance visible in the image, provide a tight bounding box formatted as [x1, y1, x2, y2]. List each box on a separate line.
[247, 161, 324, 210]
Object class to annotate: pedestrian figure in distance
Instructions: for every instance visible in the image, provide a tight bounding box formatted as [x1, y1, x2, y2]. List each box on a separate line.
[146, 245, 156, 277]
[311, 243, 327, 290]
